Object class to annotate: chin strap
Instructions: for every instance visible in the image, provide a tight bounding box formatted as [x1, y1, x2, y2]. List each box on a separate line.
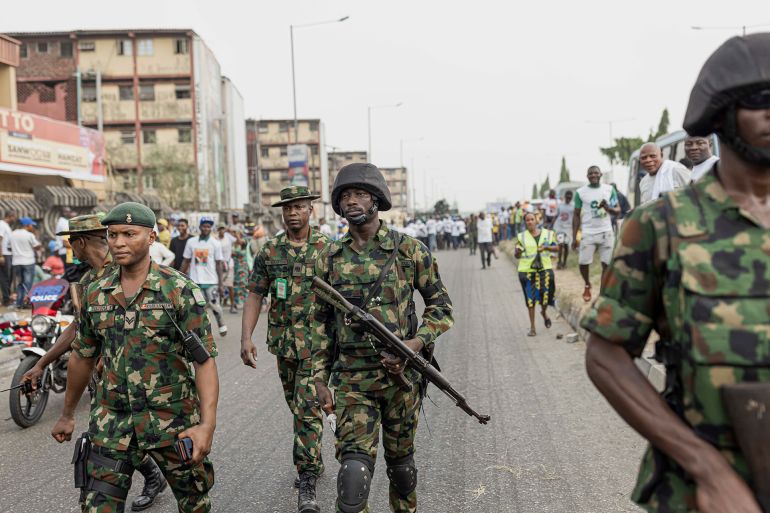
[344, 200, 379, 225]
[718, 105, 770, 167]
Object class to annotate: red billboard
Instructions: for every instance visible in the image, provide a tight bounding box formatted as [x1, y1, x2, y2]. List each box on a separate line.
[0, 108, 106, 182]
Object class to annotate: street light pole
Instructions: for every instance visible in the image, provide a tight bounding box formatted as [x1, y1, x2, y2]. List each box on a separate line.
[691, 23, 770, 36]
[367, 102, 402, 163]
[290, 16, 349, 144]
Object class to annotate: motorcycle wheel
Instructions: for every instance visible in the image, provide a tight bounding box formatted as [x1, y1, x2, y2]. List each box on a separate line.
[9, 356, 50, 428]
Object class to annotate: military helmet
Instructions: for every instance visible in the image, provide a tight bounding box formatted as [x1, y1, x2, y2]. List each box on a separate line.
[331, 163, 392, 215]
[684, 33, 770, 136]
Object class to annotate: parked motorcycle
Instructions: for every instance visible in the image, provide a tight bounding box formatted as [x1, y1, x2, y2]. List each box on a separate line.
[9, 278, 74, 428]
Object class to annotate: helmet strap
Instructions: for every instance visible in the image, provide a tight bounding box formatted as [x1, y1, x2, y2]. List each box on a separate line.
[345, 198, 379, 225]
[719, 105, 770, 167]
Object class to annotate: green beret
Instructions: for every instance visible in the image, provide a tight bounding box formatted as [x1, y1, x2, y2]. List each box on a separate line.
[101, 202, 156, 228]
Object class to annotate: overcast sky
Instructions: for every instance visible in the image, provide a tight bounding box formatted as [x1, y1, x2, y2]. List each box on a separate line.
[5, 0, 767, 211]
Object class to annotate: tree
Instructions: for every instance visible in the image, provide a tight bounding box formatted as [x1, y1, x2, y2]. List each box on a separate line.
[558, 156, 570, 183]
[654, 108, 670, 139]
[142, 146, 198, 210]
[539, 175, 551, 198]
[433, 198, 450, 216]
[600, 136, 646, 165]
[531, 184, 539, 199]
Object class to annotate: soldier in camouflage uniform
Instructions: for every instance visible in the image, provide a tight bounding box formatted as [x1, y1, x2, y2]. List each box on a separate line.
[24, 214, 168, 511]
[582, 34, 770, 513]
[240, 185, 328, 513]
[51, 202, 219, 513]
[313, 163, 453, 513]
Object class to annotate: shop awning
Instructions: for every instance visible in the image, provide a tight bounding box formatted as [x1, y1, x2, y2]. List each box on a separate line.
[0, 193, 44, 219]
[34, 186, 98, 209]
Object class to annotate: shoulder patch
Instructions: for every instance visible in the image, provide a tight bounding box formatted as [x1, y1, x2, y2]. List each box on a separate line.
[192, 288, 206, 306]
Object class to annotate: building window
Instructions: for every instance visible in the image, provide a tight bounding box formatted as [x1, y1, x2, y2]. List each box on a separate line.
[310, 145, 318, 156]
[137, 39, 153, 56]
[37, 42, 48, 54]
[280, 147, 288, 157]
[143, 130, 157, 144]
[260, 147, 269, 158]
[78, 41, 95, 52]
[120, 130, 136, 145]
[139, 84, 155, 101]
[262, 171, 269, 181]
[119, 85, 133, 101]
[175, 84, 191, 99]
[178, 128, 192, 143]
[257, 124, 268, 134]
[20, 44, 27, 59]
[143, 169, 157, 190]
[308, 121, 319, 132]
[117, 39, 132, 56]
[82, 85, 97, 102]
[278, 123, 288, 133]
[60, 41, 73, 58]
[175, 39, 189, 54]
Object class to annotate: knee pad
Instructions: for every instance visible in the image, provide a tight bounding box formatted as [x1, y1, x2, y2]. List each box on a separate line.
[337, 453, 375, 513]
[386, 454, 417, 498]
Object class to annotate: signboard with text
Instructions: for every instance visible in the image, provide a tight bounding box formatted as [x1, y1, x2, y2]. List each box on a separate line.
[288, 144, 309, 187]
[0, 108, 106, 182]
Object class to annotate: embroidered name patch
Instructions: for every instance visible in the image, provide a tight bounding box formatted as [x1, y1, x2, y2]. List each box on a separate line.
[139, 303, 173, 310]
[88, 305, 116, 313]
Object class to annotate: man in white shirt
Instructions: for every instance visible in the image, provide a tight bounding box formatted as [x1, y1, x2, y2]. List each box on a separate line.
[0, 211, 15, 306]
[476, 212, 494, 269]
[638, 143, 691, 204]
[149, 240, 175, 265]
[552, 190, 575, 269]
[216, 225, 236, 311]
[426, 217, 437, 251]
[685, 135, 720, 182]
[318, 218, 334, 238]
[542, 190, 560, 228]
[181, 218, 228, 335]
[11, 217, 42, 308]
[55, 208, 73, 261]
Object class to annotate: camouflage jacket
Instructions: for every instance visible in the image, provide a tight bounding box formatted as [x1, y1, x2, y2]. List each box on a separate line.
[311, 222, 453, 390]
[77, 253, 114, 289]
[72, 262, 216, 451]
[581, 170, 770, 509]
[247, 229, 329, 360]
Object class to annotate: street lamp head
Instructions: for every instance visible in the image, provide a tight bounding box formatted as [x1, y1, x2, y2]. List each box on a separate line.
[339, 16, 350, 22]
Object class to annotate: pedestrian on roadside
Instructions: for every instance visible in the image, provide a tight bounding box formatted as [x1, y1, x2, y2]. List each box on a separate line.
[685, 134, 720, 182]
[542, 190, 559, 228]
[467, 214, 478, 255]
[170, 218, 192, 270]
[240, 186, 328, 513]
[42, 241, 65, 277]
[216, 225, 236, 310]
[515, 211, 558, 336]
[552, 190, 575, 269]
[181, 218, 228, 336]
[450, 216, 462, 249]
[11, 217, 41, 308]
[149, 238, 175, 265]
[0, 211, 15, 306]
[318, 217, 334, 238]
[639, 143, 691, 204]
[156, 218, 172, 248]
[477, 211, 494, 269]
[572, 166, 620, 302]
[583, 33, 770, 513]
[426, 216, 438, 251]
[55, 208, 73, 269]
[313, 163, 453, 513]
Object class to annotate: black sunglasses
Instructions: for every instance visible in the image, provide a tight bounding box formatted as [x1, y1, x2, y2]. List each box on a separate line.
[737, 89, 770, 110]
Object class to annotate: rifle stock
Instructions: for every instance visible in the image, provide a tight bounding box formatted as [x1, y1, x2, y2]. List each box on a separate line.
[312, 276, 490, 424]
[722, 382, 770, 511]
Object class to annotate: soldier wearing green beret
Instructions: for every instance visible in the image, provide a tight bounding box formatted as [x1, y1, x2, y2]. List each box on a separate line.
[51, 202, 220, 513]
[240, 186, 328, 513]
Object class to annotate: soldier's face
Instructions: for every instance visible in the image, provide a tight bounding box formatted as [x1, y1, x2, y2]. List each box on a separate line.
[107, 225, 155, 266]
[736, 107, 770, 151]
[338, 188, 373, 217]
[282, 200, 311, 231]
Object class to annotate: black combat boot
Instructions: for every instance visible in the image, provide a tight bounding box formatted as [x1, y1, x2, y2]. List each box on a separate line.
[297, 471, 320, 513]
[131, 457, 168, 511]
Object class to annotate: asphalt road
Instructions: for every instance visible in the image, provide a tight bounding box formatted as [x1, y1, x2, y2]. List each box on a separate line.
[0, 249, 645, 513]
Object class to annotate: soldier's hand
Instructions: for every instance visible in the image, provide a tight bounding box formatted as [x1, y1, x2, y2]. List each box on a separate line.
[381, 338, 424, 374]
[316, 381, 333, 413]
[240, 340, 258, 368]
[21, 364, 44, 389]
[696, 467, 762, 513]
[177, 423, 214, 465]
[51, 414, 75, 443]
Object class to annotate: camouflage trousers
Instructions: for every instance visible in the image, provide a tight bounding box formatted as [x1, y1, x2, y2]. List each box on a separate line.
[277, 357, 325, 475]
[81, 441, 214, 513]
[334, 381, 422, 513]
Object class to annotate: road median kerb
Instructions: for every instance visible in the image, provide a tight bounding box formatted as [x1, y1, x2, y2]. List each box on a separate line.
[499, 240, 665, 390]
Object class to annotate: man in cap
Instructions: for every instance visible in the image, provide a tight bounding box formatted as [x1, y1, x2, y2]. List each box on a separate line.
[51, 202, 219, 513]
[155, 218, 171, 248]
[240, 186, 329, 513]
[685, 135, 720, 182]
[181, 217, 228, 336]
[312, 163, 454, 513]
[10, 217, 41, 308]
[583, 34, 770, 512]
[25, 213, 168, 511]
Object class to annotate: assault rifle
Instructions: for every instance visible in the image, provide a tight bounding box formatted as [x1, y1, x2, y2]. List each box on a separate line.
[312, 276, 490, 425]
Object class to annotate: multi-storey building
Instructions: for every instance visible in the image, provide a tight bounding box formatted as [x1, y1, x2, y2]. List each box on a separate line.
[328, 150, 367, 192]
[11, 29, 246, 211]
[249, 118, 327, 212]
[379, 166, 409, 223]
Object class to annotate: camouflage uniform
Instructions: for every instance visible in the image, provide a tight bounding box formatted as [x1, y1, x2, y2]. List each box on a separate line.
[312, 222, 453, 513]
[72, 262, 217, 513]
[247, 228, 329, 475]
[581, 170, 770, 512]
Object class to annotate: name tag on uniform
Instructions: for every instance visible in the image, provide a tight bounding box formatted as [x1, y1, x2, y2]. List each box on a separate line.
[139, 303, 173, 310]
[266, 259, 288, 266]
[292, 263, 304, 277]
[88, 305, 116, 313]
[276, 278, 288, 300]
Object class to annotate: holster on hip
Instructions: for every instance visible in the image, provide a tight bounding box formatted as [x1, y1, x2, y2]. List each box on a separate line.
[71, 432, 91, 490]
[722, 382, 770, 511]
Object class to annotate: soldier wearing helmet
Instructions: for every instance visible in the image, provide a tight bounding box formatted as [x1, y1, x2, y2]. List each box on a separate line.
[583, 34, 770, 513]
[312, 163, 454, 513]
